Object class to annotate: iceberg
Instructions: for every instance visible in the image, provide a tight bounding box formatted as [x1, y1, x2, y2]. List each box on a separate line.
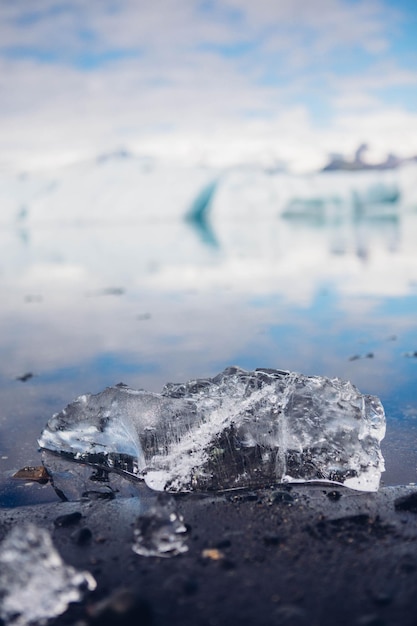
[38, 367, 386, 495]
[0, 524, 96, 626]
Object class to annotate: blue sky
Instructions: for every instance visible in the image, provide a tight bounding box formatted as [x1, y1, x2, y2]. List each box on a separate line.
[0, 0, 416, 172]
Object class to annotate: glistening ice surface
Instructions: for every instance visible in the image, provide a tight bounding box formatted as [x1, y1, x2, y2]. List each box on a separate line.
[132, 493, 188, 558]
[0, 524, 96, 626]
[39, 367, 386, 493]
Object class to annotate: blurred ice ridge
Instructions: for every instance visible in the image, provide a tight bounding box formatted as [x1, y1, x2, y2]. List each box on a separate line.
[1, 156, 416, 226]
[39, 367, 386, 494]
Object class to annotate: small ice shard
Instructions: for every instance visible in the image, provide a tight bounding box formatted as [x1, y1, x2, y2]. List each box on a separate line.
[132, 493, 188, 557]
[39, 367, 386, 494]
[0, 524, 96, 626]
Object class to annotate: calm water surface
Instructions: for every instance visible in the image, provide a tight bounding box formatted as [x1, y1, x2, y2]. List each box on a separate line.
[1, 163, 416, 506]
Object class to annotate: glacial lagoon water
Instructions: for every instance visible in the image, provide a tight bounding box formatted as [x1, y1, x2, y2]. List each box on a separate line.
[0, 158, 417, 506]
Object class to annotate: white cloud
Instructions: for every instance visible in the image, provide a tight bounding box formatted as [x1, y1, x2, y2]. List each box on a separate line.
[224, 0, 394, 54]
[334, 62, 417, 93]
[0, 0, 415, 173]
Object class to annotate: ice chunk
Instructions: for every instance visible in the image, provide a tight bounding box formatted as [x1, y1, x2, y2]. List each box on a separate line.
[39, 367, 386, 493]
[40, 448, 142, 501]
[0, 524, 96, 626]
[132, 493, 188, 557]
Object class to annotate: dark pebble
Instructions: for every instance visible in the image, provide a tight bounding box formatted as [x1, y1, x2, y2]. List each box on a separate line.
[73, 526, 93, 546]
[16, 372, 34, 382]
[394, 492, 417, 513]
[263, 534, 281, 546]
[327, 490, 342, 501]
[54, 511, 82, 527]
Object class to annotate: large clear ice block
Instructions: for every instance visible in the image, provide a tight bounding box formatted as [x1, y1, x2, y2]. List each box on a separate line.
[39, 367, 386, 494]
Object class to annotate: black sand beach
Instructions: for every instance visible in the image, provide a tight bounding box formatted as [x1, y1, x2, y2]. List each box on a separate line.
[1, 484, 417, 626]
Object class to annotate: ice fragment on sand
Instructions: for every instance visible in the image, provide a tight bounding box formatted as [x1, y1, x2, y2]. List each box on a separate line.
[132, 493, 188, 557]
[0, 524, 96, 626]
[39, 367, 386, 493]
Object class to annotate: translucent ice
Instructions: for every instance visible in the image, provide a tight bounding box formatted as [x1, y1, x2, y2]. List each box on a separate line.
[40, 448, 142, 501]
[132, 493, 188, 557]
[39, 367, 386, 493]
[0, 524, 96, 626]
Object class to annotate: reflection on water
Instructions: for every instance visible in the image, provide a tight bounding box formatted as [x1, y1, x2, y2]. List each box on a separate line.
[1, 161, 417, 506]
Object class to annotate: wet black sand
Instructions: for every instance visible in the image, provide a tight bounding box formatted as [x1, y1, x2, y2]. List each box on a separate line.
[1, 484, 417, 626]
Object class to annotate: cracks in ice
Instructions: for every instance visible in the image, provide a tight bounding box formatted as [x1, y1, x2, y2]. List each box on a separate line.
[38, 367, 386, 497]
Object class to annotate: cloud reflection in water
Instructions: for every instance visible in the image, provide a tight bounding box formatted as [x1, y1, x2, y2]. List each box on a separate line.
[0, 162, 417, 504]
